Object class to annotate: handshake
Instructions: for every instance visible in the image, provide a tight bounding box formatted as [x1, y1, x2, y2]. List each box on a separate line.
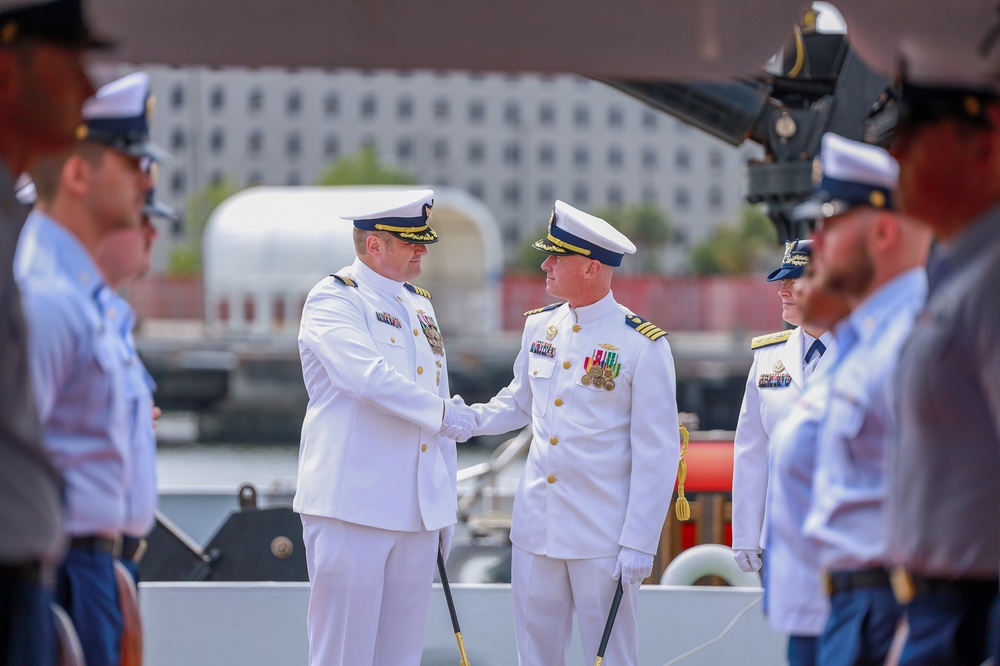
[439, 395, 482, 442]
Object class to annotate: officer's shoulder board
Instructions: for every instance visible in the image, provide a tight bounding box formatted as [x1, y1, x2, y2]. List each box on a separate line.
[625, 314, 668, 341]
[330, 274, 358, 287]
[404, 282, 432, 299]
[523, 302, 563, 317]
[751, 329, 793, 350]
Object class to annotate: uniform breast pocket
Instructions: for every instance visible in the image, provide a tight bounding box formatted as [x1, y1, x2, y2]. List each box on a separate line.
[569, 375, 624, 429]
[827, 388, 872, 473]
[371, 324, 408, 368]
[527, 356, 555, 417]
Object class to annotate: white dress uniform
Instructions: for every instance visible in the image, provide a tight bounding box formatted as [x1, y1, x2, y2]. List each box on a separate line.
[731, 326, 832, 555]
[472, 199, 680, 666]
[295, 190, 456, 666]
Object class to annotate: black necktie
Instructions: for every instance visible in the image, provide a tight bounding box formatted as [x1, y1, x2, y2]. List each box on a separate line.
[804, 338, 826, 364]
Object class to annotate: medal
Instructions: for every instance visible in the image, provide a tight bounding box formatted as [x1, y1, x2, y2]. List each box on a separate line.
[580, 345, 622, 391]
[416, 310, 445, 356]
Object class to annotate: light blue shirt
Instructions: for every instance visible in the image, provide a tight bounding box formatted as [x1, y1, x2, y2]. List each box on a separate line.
[15, 212, 130, 537]
[804, 267, 928, 571]
[107, 290, 158, 537]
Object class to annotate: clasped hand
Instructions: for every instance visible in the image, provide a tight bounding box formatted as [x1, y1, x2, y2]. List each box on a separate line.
[440, 395, 481, 442]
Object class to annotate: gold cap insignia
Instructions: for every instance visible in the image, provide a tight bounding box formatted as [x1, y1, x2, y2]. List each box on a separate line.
[869, 190, 886, 209]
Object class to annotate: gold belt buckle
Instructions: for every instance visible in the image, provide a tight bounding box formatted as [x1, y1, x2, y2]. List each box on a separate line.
[132, 538, 148, 564]
[822, 571, 833, 596]
[890, 566, 915, 605]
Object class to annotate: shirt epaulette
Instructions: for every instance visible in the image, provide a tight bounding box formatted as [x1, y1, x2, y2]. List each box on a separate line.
[751, 330, 792, 350]
[330, 274, 358, 287]
[523, 302, 563, 317]
[404, 282, 432, 299]
[625, 314, 668, 341]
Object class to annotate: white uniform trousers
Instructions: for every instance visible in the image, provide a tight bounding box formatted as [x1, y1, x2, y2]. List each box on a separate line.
[301, 514, 438, 666]
[511, 545, 640, 666]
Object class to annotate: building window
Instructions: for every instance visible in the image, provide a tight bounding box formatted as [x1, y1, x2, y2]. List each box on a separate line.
[170, 127, 186, 151]
[504, 102, 521, 127]
[674, 187, 690, 211]
[396, 138, 412, 161]
[608, 106, 624, 129]
[209, 86, 224, 112]
[503, 142, 521, 166]
[324, 135, 339, 159]
[572, 183, 589, 205]
[708, 185, 723, 210]
[642, 147, 657, 169]
[361, 95, 377, 120]
[287, 132, 301, 159]
[675, 148, 691, 171]
[246, 171, 263, 186]
[572, 145, 589, 168]
[642, 110, 657, 129]
[287, 171, 301, 186]
[537, 182, 554, 204]
[606, 185, 623, 206]
[209, 129, 225, 154]
[607, 147, 623, 169]
[642, 185, 658, 203]
[574, 105, 590, 128]
[539, 103, 555, 125]
[286, 90, 302, 116]
[247, 130, 263, 157]
[170, 84, 185, 111]
[248, 88, 263, 114]
[538, 144, 555, 167]
[433, 139, 448, 163]
[467, 181, 484, 199]
[397, 96, 413, 120]
[324, 92, 339, 117]
[709, 148, 724, 171]
[170, 171, 185, 195]
[468, 100, 485, 122]
[433, 98, 449, 120]
[503, 182, 521, 205]
[467, 141, 485, 164]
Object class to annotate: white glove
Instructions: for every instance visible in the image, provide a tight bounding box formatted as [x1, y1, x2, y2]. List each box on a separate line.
[439, 524, 454, 563]
[733, 548, 762, 573]
[440, 395, 480, 442]
[612, 547, 654, 587]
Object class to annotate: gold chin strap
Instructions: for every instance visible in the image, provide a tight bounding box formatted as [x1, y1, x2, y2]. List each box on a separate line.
[675, 424, 691, 521]
[375, 222, 429, 233]
[546, 233, 591, 256]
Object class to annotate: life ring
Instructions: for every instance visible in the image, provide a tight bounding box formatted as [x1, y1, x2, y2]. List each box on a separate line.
[659, 544, 762, 587]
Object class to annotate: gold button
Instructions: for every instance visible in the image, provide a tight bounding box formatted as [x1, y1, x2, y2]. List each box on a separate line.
[532, 369, 538, 376]
[421, 444, 427, 452]
[563, 361, 571, 369]
[397, 296, 402, 301]
[391, 337, 396, 343]
[547, 475, 556, 484]
[573, 324, 581, 332]
[417, 366, 424, 375]
[550, 437, 558, 445]
[413, 329, 419, 336]
[436, 361, 442, 368]
[554, 398, 563, 407]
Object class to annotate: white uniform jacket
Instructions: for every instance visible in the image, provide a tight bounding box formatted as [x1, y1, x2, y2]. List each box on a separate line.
[475, 292, 680, 558]
[294, 258, 456, 533]
[731, 327, 831, 552]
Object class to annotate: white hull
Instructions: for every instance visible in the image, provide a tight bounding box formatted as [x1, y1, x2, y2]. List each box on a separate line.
[140, 581, 785, 665]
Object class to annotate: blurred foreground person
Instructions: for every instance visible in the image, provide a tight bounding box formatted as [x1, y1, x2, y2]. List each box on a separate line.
[731, 238, 833, 579]
[880, 61, 1000, 666]
[0, 0, 106, 662]
[17, 72, 155, 666]
[802, 132, 931, 666]
[763, 252, 852, 666]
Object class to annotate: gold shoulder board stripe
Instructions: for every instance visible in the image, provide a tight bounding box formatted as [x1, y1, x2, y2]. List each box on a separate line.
[626, 315, 668, 341]
[331, 274, 358, 287]
[751, 329, 793, 350]
[523, 302, 563, 317]
[404, 283, 432, 299]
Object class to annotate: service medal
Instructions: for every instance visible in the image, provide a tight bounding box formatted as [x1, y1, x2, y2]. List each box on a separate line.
[593, 376, 605, 388]
[581, 374, 593, 386]
[416, 310, 445, 356]
[604, 379, 616, 391]
[581, 346, 621, 390]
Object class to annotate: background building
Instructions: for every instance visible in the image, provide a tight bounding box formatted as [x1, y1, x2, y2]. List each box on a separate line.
[142, 66, 760, 273]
